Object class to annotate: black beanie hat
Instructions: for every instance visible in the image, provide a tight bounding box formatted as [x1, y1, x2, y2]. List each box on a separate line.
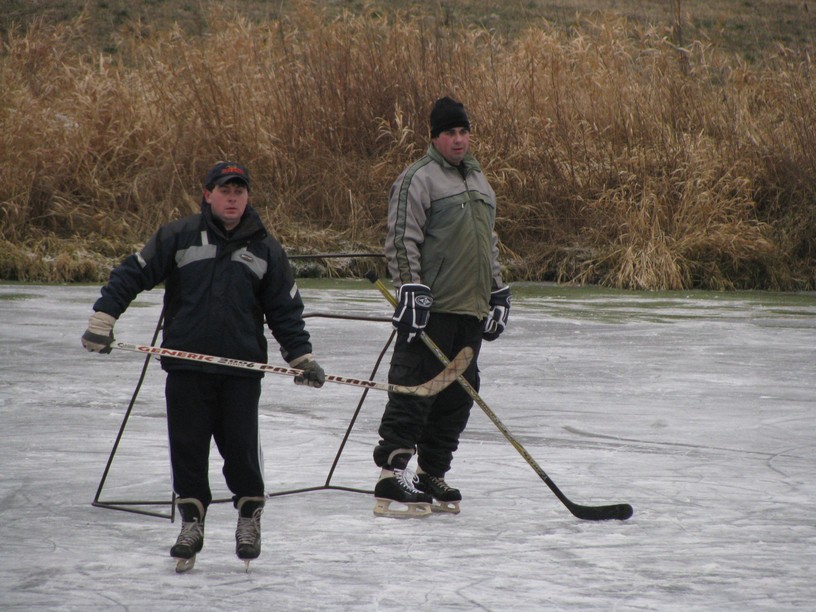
[430, 96, 470, 138]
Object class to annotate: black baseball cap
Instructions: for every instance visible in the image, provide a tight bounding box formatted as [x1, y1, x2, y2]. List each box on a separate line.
[204, 161, 250, 190]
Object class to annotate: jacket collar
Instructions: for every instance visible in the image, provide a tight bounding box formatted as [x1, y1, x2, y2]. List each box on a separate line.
[201, 201, 267, 242]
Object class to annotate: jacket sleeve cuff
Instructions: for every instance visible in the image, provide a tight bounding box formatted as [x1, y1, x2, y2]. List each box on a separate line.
[288, 353, 314, 368]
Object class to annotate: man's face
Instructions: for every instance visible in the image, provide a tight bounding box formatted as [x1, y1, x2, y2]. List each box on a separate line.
[432, 127, 470, 166]
[204, 180, 249, 230]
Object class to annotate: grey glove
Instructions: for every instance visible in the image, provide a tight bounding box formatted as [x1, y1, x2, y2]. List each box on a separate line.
[289, 354, 326, 388]
[81, 312, 116, 353]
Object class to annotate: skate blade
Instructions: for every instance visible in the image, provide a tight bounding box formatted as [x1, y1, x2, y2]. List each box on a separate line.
[373, 498, 431, 518]
[174, 555, 196, 573]
[431, 500, 461, 514]
[237, 550, 259, 572]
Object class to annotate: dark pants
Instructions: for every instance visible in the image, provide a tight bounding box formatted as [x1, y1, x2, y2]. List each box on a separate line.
[374, 313, 482, 477]
[165, 370, 264, 508]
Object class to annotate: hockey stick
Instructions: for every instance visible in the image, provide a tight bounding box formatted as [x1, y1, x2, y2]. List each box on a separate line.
[365, 271, 633, 521]
[111, 341, 473, 398]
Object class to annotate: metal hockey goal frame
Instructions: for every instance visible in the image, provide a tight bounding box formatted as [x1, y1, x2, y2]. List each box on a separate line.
[92, 253, 389, 521]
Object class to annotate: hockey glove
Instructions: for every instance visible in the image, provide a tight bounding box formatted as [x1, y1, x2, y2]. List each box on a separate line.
[290, 354, 326, 388]
[392, 283, 433, 342]
[81, 311, 116, 353]
[482, 286, 511, 342]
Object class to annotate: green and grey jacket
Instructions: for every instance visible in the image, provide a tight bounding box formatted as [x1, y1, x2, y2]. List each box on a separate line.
[385, 144, 504, 318]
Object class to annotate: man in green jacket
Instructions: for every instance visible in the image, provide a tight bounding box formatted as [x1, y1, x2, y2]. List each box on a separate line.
[373, 96, 511, 517]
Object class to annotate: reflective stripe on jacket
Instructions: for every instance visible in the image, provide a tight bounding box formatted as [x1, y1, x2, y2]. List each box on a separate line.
[93, 203, 312, 376]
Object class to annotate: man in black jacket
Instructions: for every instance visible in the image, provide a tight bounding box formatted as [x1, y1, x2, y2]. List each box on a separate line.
[82, 161, 325, 572]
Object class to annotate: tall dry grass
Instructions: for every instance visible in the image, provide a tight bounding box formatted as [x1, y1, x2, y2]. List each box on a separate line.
[1, 5, 814, 289]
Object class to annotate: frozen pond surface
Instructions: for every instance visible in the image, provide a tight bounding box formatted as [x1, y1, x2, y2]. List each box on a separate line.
[1, 281, 814, 610]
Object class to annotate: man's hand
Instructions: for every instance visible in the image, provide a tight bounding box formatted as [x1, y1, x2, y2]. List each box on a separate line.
[392, 283, 433, 342]
[289, 354, 326, 388]
[81, 312, 116, 353]
[483, 286, 511, 341]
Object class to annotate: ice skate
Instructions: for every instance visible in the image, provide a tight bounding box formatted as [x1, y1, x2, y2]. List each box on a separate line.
[416, 471, 462, 514]
[170, 498, 205, 573]
[373, 450, 432, 518]
[235, 496, 265, 571]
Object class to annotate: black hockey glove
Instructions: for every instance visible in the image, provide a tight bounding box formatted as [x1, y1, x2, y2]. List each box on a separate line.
[482, 286, 511, 342]
[392, 283, 433, 342]
[81, 311, 116, 353]
[291, 355, 326, 388]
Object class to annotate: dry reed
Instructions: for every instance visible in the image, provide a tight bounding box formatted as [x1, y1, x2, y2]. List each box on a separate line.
[1, 5, 813, 289]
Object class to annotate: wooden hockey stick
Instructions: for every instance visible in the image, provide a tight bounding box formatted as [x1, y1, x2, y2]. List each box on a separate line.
[365, 271, 633, 520]
[111, 340, 473, 398]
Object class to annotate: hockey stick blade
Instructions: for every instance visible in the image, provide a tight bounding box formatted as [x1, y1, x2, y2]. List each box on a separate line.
[544, 474, 634, 520]
[365, 271, 633, 521]
[111, 341, 472, 398]
[569, 501, 634, 521]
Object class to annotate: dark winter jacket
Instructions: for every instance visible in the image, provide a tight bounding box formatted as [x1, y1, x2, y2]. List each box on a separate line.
[93, 203, 312, 377]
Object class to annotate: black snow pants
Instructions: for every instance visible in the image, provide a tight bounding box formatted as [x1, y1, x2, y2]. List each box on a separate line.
[165, 370, 264, 508]
[374, 313, 482, 477]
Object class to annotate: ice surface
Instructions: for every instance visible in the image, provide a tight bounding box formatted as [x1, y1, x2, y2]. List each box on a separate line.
[1, 282, 814, 610]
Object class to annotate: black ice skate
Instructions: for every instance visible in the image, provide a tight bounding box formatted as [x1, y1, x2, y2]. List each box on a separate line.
[416, 471, 462, 514]
[235, 496, 265, 571]
[170, 498, 205, 573]
[373, 450, 432, 518]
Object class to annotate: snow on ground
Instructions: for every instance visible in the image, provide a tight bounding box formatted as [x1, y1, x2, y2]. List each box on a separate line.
[1, 281, 814, 611]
